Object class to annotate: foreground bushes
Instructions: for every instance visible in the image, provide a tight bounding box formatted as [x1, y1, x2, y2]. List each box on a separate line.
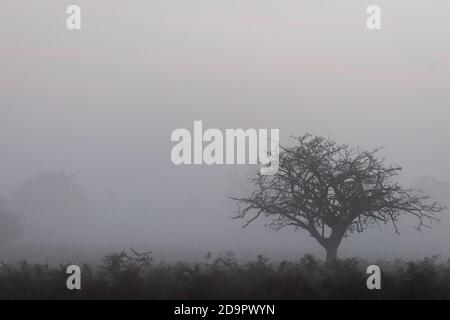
[0, 251, 449, 299]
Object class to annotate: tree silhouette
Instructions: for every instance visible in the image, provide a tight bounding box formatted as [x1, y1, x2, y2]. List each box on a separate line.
[9, 171, 89, 242]
[0, 200, 21, 245]
[231, 135, 444, 266]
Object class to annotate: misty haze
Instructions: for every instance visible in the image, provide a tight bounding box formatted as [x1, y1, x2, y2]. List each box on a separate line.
[1, 1, 450, 300]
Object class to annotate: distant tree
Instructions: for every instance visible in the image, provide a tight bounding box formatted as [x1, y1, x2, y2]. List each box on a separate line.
[231, 135, 444, 266]
[0, 200, 21, 245]
[9, 171, 89, 241]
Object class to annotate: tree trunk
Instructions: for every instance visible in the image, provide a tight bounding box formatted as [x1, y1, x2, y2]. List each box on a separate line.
[325, 243, 339, 267]
[313, 227, 345, 267]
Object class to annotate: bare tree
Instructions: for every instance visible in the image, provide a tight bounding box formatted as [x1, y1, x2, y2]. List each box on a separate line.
[231, 135, 444, 266]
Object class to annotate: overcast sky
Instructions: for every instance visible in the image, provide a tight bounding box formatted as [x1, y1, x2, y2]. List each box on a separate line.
[1, 1, 450, 262]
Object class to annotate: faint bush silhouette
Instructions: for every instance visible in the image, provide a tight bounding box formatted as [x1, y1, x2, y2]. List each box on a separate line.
[0, 200, 21, 245]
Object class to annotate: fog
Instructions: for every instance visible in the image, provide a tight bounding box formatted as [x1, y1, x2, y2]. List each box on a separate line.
[1, 0, 450, 264]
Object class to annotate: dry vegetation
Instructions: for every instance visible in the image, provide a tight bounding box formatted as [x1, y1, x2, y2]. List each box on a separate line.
[1, 250, 450, 299]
